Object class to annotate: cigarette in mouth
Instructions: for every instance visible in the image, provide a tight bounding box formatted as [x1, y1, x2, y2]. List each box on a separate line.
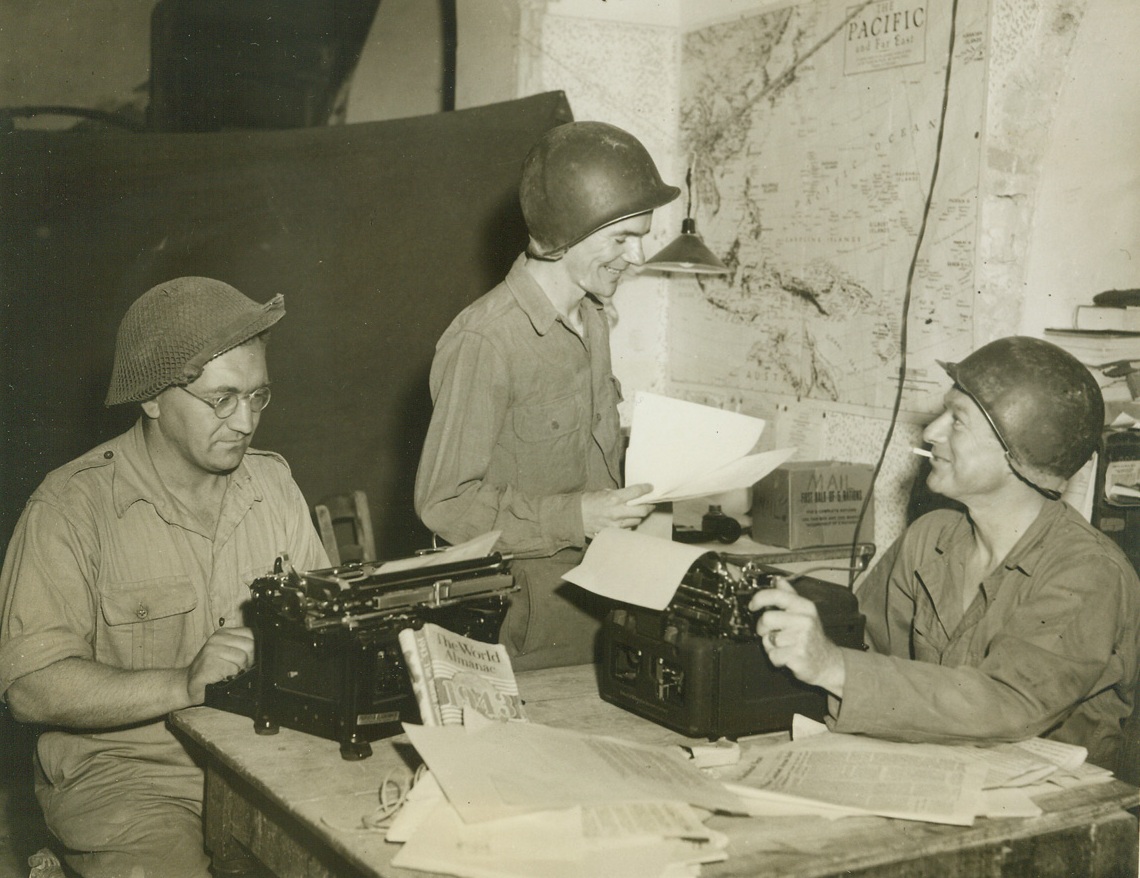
[912, 447, 933, 458]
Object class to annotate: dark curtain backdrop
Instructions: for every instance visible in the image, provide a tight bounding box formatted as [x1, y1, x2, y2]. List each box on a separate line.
[0, 91, 574, 559]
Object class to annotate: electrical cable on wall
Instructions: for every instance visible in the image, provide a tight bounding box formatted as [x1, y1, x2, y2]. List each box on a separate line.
[518, 0, 965, 583]
[848, 0, 963, 586]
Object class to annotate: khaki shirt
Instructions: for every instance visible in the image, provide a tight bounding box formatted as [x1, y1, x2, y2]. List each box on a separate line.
[835, 501, 1140, 771]
[0, 420, 328, 805]
[415, 254, 624, 558]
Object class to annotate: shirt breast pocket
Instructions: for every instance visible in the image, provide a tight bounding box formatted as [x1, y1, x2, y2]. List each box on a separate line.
[512, 395, 585, 490]
[99, 576, 198, 670]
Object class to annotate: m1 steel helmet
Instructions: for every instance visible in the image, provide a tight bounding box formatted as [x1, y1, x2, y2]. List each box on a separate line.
[939, 336, 1104, 498]
[519, 121, 680, 259]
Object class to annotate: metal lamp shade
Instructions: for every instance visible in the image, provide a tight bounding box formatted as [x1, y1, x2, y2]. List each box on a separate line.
[643, 217, 729, 275]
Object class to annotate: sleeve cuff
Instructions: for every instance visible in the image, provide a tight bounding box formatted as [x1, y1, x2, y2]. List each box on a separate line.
[827, 647, 875, 733]
[541, 493, 586, 548]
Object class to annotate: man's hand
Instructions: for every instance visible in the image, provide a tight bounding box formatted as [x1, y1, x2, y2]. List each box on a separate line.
[581, 483, 654, 538]
[185, 626, 256, 705]
[749, 579, 846, 698]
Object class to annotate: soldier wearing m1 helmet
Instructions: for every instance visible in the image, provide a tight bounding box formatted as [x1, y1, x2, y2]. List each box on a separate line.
[415, 121, 680, 671]
[750, 336, 1140, 773]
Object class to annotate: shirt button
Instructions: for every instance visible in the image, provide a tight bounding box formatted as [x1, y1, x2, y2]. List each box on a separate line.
[136, 606, 148, 619]
[551, 420, 560, 430]
[103, 451, 114, 459]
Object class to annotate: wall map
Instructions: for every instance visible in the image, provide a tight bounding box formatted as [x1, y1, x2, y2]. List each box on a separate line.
[671, 0, 988, 415]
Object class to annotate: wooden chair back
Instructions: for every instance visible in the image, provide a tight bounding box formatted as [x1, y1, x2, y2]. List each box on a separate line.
[314, 490, 376, 566]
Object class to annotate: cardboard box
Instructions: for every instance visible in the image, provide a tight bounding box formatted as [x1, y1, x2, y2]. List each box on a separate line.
[751, 461, 874, 549]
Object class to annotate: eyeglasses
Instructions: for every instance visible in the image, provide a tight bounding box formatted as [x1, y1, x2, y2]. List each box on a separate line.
[177, 385, 272, 419]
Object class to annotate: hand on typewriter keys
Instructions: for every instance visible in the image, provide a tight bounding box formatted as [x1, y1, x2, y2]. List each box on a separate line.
[749, 580, 847, 699]
[184, 626, 256, 706]
[581, 483, 654, 539]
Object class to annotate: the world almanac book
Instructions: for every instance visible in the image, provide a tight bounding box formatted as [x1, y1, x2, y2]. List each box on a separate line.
[398, 622, 528, 726]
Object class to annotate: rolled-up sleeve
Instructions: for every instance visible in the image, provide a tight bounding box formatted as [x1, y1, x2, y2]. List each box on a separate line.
[0, 499, 98, 696]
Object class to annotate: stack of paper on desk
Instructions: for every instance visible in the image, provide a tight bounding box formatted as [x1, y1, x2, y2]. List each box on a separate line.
[718, 718, 1109, 826]
[724, 732, 987, 826]
[624, 392, 795, 504]
[390, 774, 729, 878]
[390, 719, 743, 877]
[403, 721, 743, 821]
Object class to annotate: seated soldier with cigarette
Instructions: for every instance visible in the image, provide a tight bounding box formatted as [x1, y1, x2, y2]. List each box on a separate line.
[751, 336, 1140, 772]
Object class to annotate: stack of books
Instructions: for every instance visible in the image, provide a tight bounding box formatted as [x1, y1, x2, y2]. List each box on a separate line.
[1044, 289, 1140, 403]
[1071, 288, 1140, 331]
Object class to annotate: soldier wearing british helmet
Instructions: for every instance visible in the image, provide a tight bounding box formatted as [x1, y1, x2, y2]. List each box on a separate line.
[0, 278, 329, 876]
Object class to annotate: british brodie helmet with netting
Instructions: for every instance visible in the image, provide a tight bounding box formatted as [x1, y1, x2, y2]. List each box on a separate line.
[939, 336, 1104, 499]
[106, 277, 285, 405]
[519, 121, 680, 260]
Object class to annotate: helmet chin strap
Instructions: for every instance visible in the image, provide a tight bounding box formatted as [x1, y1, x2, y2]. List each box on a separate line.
[977, 400, 1063, 502]
[1005, 451, 1063, 501]
[525, 245, 564, 262]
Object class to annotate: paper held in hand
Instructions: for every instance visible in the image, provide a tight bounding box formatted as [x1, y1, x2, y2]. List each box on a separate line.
[623, 392, 795, 504]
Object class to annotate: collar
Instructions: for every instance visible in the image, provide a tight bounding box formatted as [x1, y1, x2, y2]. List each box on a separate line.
[111, 419, 261, 525]
[506, 253, 601, 336]
[506, 254, 560, 335]
[929, 498, 1064, 580]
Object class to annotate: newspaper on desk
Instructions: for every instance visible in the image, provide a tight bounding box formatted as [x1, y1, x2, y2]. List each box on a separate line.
[390, 771, 729, 878]
[390, 715, 739, 877]
[385, 715, 1114, 877]
[402, 718, 743, 822]
[714, 716, 1112, 828]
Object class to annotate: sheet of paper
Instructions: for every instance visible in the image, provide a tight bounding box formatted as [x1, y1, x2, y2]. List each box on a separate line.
[977, 787, 1043, 819]
[791, 721, 1077, 791]
[721, 783, 868, 820]
[623, 392, 795, 504]
[393, 797, 728, 878]
[403, 721, 744, 824]
[737, 736, 987, 826]
[375, 530, 502, 574]
[1061, 454, 1097, 521]
[562, 528, 712, 610]
[656, 448, 797, 503]
[626, 392, 765, 486]
[1016, 765, 1115, 794]
[385, 770, 446, 843]
[790, 714, 829, 739]
[633, 508, 673, 540]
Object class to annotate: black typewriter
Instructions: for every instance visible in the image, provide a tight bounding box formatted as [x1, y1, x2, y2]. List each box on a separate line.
[204, 552, 513, 759]
[599, 551, 867, 739]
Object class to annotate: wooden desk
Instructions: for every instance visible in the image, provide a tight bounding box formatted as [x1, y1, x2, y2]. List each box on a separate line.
[170, 664, 1140, 878]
